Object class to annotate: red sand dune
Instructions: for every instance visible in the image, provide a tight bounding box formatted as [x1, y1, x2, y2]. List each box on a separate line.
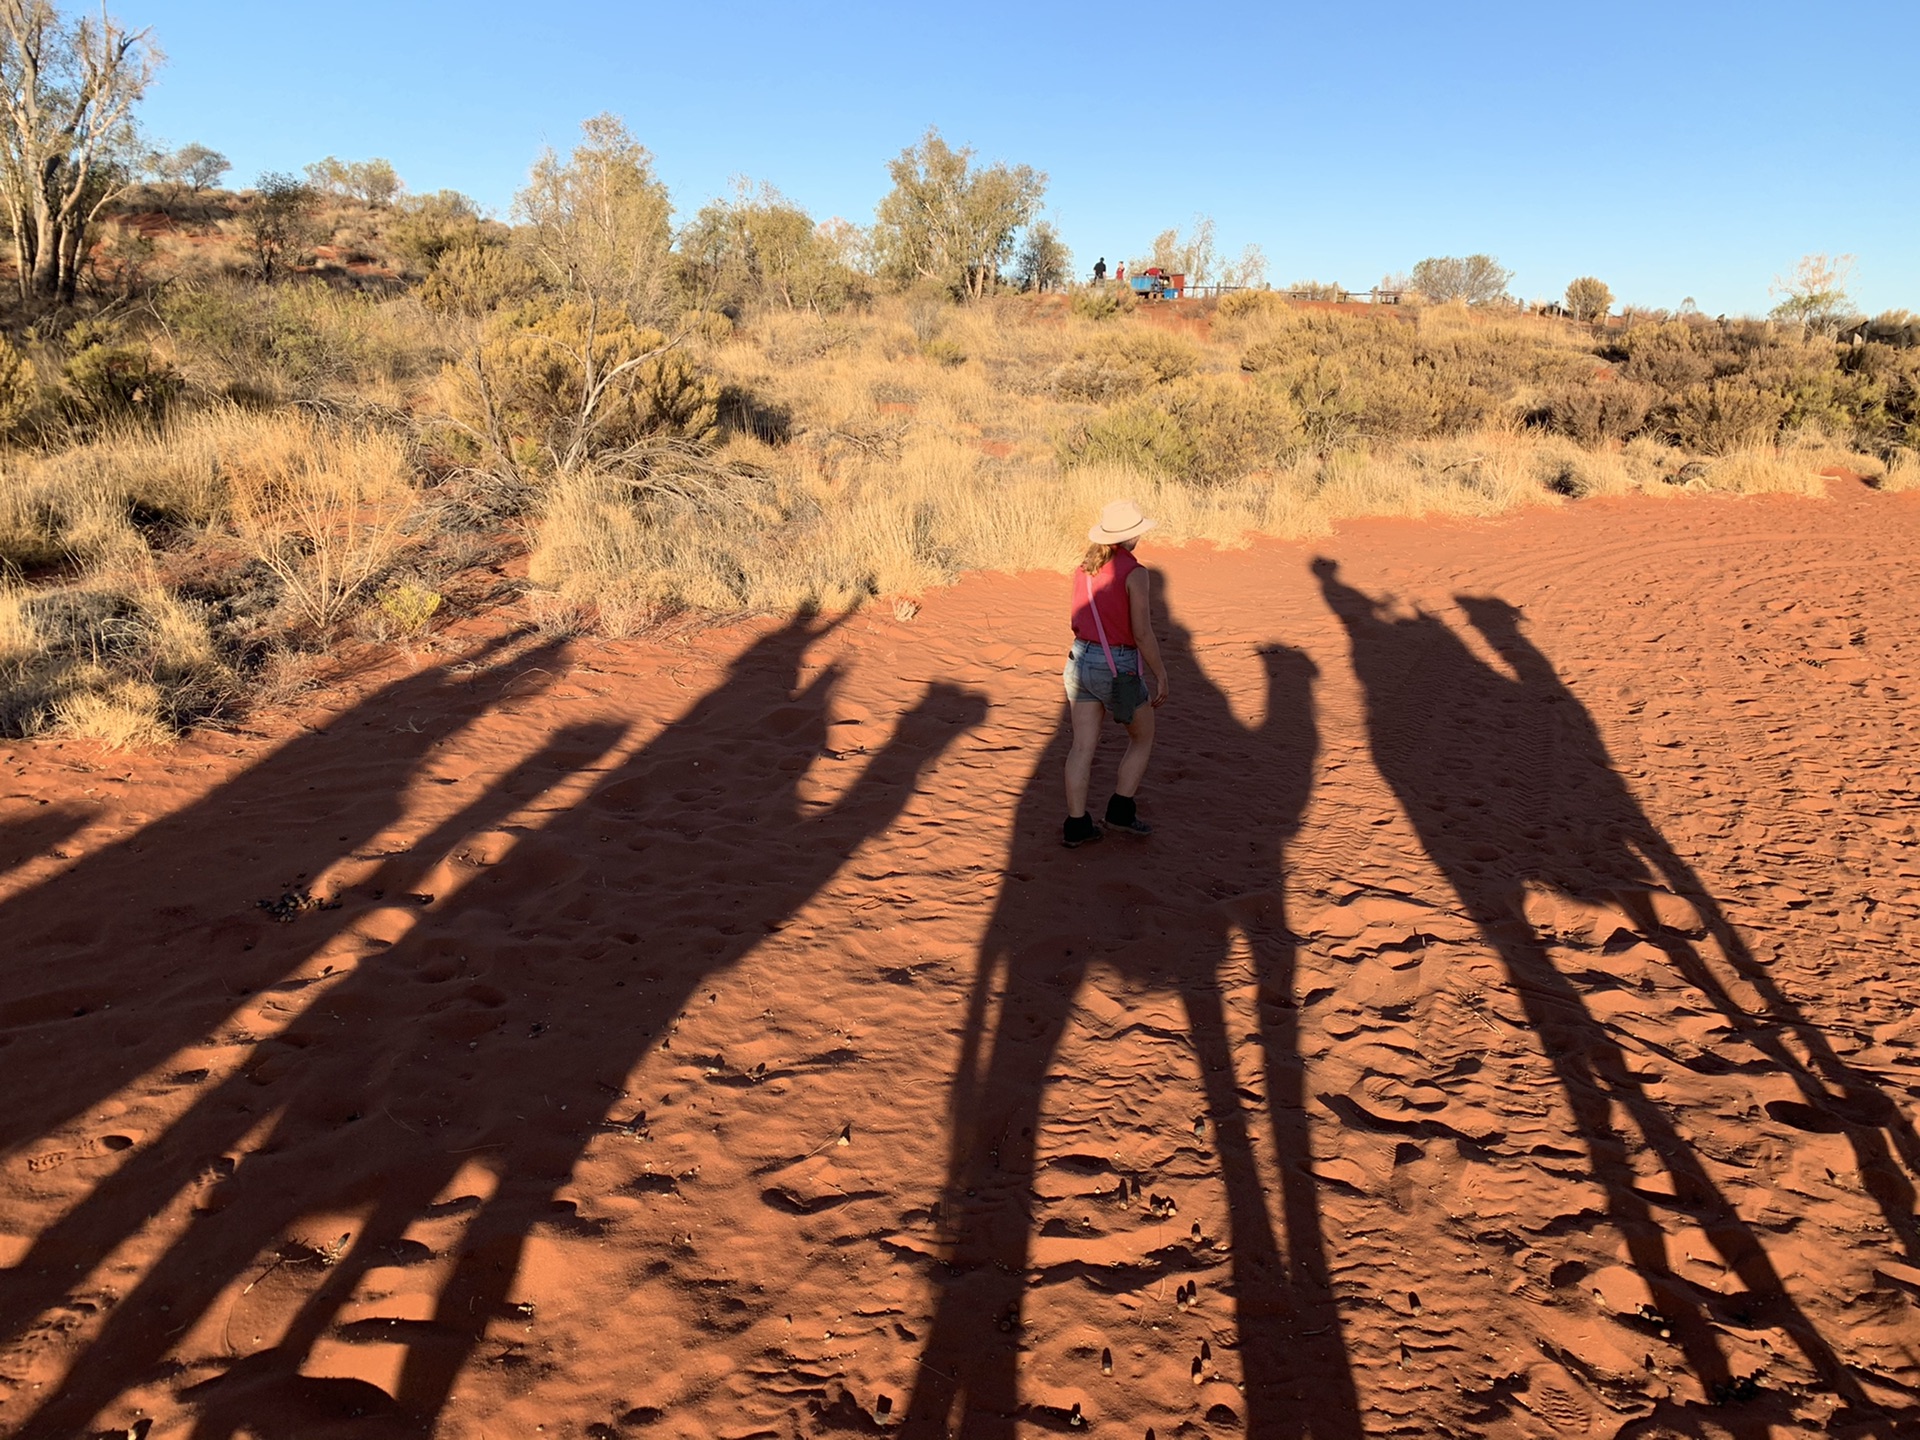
[3, 481, 1919, 1439]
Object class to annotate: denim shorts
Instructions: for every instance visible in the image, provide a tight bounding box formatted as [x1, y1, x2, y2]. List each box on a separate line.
[1063, 638, 1141, 711]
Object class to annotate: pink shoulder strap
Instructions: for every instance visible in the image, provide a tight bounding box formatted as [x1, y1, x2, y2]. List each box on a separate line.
[1081, 568, 1120, 677]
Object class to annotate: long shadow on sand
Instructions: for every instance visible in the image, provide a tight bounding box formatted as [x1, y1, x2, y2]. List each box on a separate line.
[904, 576, 1361, 1439]
[1315, 558, 1919, 1437]
[0, 618, 984, 1439]
[0, 634, 570, 1159]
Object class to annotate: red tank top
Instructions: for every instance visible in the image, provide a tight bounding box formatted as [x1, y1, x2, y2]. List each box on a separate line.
[1070, 547, 1139, 647]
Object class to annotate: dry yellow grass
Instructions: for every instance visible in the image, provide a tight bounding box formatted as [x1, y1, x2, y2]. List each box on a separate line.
[0, 283, 1900, 741]
[1881, 448, 1919, 493]
[0, 408, 418, 740]
[529, 296, 1886, 623]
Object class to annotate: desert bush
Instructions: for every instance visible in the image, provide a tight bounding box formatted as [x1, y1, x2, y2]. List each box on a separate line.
[376, 580, 443, 636]
[1543, 375, 1655, 445]
[1239, 310, 1522, 444]
[420, 243, 545, 315]
[1049, 351, 1142, 403]
[226, 420, 417, 631]
[1409, 254, 1513, 306]
[1287, 280, 1345, 301]
[0, 579, 232, 742]
[1659, 378, 1791, 454]
[921, 336, 967, 367]
[1615, 322, 1716, 390]
[160, 280, 453, 402]
[1069, 286, 1135, 322]
[0, 335, 42, 439]
[1565, 276, 1613, 323]
[61, 339, 178, 426]
[1060, 375, 1296, 487]
[1049, 328, 1200, 401]
[387, 190, 503, 270]
[1215, 289, 1286, 323]
[459, 300, 722, 474]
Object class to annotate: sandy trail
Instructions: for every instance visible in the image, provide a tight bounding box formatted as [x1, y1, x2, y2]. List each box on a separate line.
[2, 480, 1919, 1439]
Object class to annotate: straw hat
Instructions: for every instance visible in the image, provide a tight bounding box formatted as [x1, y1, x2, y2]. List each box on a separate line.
[1087, 499, 1158, 545]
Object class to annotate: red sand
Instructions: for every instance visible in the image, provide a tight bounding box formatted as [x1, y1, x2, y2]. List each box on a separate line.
[3, 482, 1920, 1439]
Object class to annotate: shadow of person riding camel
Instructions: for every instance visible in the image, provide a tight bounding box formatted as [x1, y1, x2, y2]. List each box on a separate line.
[0, 633, 573, 1160]
[905, 572, 1362, 1440]
[2, 617, 985, 1440]
[1314, 557, 1918, 1434]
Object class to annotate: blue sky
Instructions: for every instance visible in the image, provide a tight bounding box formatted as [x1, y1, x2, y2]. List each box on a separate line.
[122, 1, 1915, 316]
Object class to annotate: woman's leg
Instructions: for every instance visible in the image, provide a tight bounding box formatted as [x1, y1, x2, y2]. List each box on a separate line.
[1114, 704, 1156, 798]
[1064, 700, 1106, 818]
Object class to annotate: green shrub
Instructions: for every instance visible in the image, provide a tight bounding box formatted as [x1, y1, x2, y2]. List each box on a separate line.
[1059, 375, 1297, 486]
[467, 301, 722, 467]
[1215, 289, 1285, 322]
[421, 243, 545, 315]
[386, 190, 503, 271]
[0, 335, 41, 439]
[1565, 276, 1613, 323]
[1660, 378, 1791, 454]
[160, 281, 448, 401]
[920, 336, 967, 367]
[1049, 327, 1201, 401]
[1070, 286, 1136, 322]
[378, 581, 443, 636]
[62, 342, 178, 425]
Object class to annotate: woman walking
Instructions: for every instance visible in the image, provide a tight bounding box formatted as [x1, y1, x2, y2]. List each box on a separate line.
[1063, 500, 1170, 847]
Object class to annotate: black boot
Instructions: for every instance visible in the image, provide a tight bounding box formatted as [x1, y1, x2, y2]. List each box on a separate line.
[1104, 793, 1152, 837]
[1063, 813, 1102, 848]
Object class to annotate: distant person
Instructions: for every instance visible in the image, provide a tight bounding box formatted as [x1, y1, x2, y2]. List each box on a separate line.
[1115, 262, 1126, 285]
[1062, 501, 1169, 847]
[1093, 256, 1107, 282]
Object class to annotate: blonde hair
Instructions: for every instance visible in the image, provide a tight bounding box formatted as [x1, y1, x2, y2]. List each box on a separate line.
[1080, 542, 1115, 575]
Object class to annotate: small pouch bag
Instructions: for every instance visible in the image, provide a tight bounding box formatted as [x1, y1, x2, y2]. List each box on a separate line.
[1082, 570, 1148, 723]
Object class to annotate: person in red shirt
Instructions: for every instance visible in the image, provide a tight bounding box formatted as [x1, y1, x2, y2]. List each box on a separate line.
[1062, 500, 1170, 846]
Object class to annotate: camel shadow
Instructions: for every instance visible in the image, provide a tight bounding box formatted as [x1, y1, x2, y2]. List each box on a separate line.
[0, 634, 572, 1159]
[1315, 557, 1918, 1436]
[1, 617, 985, 1439]
[905, 573, 1361, 1439]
